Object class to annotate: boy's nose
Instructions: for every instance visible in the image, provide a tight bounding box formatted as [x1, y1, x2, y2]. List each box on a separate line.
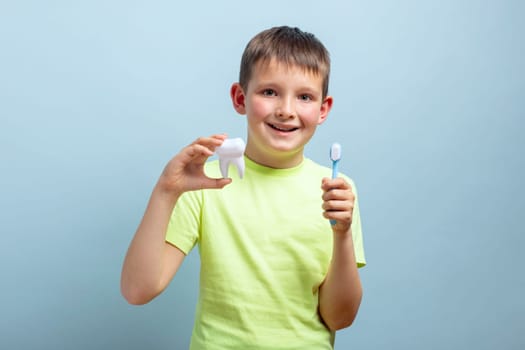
[276, 98, 296, 119]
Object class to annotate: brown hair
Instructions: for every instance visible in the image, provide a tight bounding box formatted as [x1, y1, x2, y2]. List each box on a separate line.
[239, 26, 331, 98]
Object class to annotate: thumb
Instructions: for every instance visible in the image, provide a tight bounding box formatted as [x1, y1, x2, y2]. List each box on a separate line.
[202, 177, 232, 190]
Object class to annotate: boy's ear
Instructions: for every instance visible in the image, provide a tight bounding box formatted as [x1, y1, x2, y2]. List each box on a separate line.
[230, 83, 246, 115]
[317, 96, 333, 125]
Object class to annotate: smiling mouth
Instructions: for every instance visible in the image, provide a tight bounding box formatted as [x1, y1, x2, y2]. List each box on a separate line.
[268, 123, 299, 132]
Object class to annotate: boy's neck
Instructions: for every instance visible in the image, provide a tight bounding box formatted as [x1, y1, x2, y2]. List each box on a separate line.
[244, 147, 305, 169]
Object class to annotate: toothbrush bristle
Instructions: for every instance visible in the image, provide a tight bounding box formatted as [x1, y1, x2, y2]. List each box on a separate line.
[330, 143, 342, 161]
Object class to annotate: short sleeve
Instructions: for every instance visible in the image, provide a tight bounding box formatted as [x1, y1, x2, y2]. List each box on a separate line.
[165, 190, 202, 254]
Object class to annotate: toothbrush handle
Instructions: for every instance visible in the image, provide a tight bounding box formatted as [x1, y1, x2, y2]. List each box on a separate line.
[330, 160, 339, 226]
[331, 160, 339, 180]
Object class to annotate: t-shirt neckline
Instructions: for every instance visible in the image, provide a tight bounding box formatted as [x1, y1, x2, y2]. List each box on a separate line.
[244, 155, 308, 177]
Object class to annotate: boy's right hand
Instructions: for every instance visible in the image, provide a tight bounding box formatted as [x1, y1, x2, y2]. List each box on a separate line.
[156, 134, 233, 196]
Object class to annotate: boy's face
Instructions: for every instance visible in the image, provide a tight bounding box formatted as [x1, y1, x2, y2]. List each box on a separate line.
[231, 59, 332, 168]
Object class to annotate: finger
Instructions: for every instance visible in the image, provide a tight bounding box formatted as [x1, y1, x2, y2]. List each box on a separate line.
[322, 189, 355, 202]
[200, 177, 232, 190]
[185, 143, 215, 160]
[191, 134, 228, 151]
[321, 177, 351, 191]
[323, 210, 353, 225]
[322, 199, 354, 212]
[191, 134, 226, 144]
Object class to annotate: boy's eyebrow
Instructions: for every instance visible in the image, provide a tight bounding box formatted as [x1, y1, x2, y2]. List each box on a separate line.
[253, 81, 322, 93]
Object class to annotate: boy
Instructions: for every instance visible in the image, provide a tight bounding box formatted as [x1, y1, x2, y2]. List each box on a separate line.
[121, 26, 366, 349]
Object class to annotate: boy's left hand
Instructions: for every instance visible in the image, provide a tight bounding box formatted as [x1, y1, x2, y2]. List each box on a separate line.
[321, 177, 355, 234]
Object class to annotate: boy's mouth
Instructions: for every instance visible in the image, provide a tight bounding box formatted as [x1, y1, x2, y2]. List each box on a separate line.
[267, 123, 299, 133]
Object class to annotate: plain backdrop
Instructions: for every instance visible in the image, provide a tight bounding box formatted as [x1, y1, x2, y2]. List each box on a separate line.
[1, 1, 524, 349]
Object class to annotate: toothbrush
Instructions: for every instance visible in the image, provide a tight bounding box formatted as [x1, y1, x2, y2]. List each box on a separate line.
[329, 143, 342, 226]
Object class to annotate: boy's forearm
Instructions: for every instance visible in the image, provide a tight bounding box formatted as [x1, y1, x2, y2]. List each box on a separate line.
[319, 230, 363, 331]
[120, 185, 181, 304]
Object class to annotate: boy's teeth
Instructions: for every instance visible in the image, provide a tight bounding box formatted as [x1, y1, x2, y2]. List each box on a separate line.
[270, 124, 296, 131]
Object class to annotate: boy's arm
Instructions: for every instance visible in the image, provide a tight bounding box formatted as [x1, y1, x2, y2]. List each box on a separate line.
[120, 186, 185, 305]
[318, 177, 363, 331]
[120, 135, 232, 305]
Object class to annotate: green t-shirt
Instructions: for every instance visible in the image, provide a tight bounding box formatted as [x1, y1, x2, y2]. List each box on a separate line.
[166, 156, 366, 349]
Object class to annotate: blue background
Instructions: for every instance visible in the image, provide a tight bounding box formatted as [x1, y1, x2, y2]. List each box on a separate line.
[1, 1, 524, 349]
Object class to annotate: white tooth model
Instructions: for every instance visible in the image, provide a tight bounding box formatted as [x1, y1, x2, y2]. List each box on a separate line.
[215, 138, 246, 179]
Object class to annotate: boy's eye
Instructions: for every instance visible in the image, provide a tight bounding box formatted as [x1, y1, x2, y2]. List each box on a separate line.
[299, 94, 312, 101]
[262, 89, 276, 96]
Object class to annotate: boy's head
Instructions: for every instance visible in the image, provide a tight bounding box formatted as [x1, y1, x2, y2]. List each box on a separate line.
[239, 26, 330, 99]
